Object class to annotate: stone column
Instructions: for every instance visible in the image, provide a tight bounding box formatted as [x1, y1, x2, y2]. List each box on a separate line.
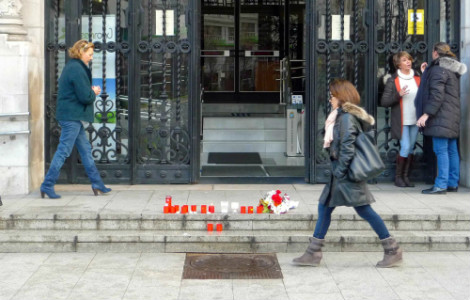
[461, 1, 470, 188]
[0, 0, 27, 40]
[0, 0, 31, 195]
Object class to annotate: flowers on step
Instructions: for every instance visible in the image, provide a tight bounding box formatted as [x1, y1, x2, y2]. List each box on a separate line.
[258, 190, 299, 214]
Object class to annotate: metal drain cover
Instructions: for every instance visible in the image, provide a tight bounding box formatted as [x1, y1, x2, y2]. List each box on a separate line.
[183, 253, 283, 279]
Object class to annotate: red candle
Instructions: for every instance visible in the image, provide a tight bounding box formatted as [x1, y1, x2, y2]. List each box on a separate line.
[165, 195, 172, 207]
[181, 205, 188, 214]
[240, 206, 246, 214]
[216, 224, 223, 232]
[163, 206, 169, 214]
[248, 206, 254, 214]
[191, 205, 197, 212]
[170, 206, 176, 214]
[208, 205, 215, 213]
[257, 206, 264, 214]
[174, 205, 179, 213]
[201, 205, 207, 214]
[207, 223, 214, 231]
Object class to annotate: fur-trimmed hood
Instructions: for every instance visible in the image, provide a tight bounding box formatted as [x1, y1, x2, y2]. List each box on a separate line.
[341, 102, 375, 126]
[438, 57, 468, 75]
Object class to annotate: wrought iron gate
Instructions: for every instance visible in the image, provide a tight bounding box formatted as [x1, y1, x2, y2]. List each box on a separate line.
[45, 0, 460, 184]
[45, 0, 198, 184]
[306, 0, 460, 183]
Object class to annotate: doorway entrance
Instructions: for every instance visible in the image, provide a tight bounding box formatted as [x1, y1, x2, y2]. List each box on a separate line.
[199, 0, 306, 180]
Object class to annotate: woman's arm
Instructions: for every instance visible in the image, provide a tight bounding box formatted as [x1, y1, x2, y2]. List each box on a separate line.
[72, 69, 97, 105]
[380, 77, 400, 107]
[333, 114, 358, 179]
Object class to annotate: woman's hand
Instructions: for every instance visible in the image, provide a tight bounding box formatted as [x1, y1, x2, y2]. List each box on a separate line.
[92, 85, 101, 96]
[416, 114, 429, 128]
[420, 62, 428, 73]
[399, 85, 409, 97]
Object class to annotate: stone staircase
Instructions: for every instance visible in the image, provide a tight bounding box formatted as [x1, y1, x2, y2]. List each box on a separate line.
[1, 212, 468, 253]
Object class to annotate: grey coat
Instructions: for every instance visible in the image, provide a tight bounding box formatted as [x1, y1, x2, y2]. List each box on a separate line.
[319, 103, 376, 207]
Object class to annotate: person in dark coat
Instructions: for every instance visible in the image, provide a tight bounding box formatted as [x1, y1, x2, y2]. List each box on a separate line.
[381, 51, 421, 187]
[40, 40, 112, 198]
[292, 79, 402, 268]
[416, 42, 468, 194]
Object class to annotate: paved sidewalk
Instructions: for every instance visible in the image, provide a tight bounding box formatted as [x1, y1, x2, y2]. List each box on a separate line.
[0, 183, 469, 300]
[0, 251, 469, 300]
[1, 182, 470, 216]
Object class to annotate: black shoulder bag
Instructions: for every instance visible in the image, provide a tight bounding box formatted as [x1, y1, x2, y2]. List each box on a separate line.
[347, 126, 385, 182]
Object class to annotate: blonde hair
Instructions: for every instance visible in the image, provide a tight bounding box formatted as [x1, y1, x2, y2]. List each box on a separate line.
[433, 42, 456, 58]
[393, 51, 413, 69]
[329, 79, 361, 106]
[68, 39, 94, 59]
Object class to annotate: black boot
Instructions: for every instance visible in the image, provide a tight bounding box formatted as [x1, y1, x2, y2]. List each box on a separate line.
[403, 154, 415, 187]
[395, 155, 407, 187]
[292, 237, 324, 267]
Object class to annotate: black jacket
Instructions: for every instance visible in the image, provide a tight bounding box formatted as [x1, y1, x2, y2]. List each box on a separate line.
[418, 57, 467, 138]
[380, 72, 420, 140]
[319, 103, 376, 207]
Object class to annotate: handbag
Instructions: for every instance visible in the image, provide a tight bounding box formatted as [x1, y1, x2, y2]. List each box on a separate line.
[347, 127, 385, 182]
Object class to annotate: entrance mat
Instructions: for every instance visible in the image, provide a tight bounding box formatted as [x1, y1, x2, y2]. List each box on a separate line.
[265, 166, 305, 177]
[201, 166, 266, 177]
[208, 152, 262, 164]
[182, 253, 283, 279]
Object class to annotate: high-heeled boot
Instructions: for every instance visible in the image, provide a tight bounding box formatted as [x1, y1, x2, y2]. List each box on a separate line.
[395, 155, 407, 187]
[376, 237, 403, 268]
[92, 184, 112, 196]
[403, 154, 415, 187]
[40, 184, 61, 199]
[292, 237, 324, 266]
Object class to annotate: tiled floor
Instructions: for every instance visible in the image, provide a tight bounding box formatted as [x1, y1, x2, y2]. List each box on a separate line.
[0, 252, 468, 300]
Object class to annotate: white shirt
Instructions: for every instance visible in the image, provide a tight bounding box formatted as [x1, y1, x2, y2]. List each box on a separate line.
[397, 69, 418, 125]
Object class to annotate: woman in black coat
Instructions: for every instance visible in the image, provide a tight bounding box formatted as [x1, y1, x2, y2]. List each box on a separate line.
[292, 79, 402, 268]
[416, 42, 467, 194]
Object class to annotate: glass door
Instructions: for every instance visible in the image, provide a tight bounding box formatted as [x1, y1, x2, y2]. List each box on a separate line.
[201, 0, 282, 103]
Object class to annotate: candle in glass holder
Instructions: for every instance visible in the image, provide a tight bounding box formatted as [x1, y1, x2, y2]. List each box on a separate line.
[248, 206, 254, 214]
[240, 206, 246, 214]
[181, 205, 188, 214]
[170, 206, 177, 214]
[165, 195, 172, 207]
[257, 206, 264, 214]
[208, 204, 215, 214]
[163, 206, 169, 214]
[216, 224, 223, 232]
[207, 223, 214, 231]
[201, 205, 207, 214]
[174, 205, 180, 213]
[191, 205, 197, 213]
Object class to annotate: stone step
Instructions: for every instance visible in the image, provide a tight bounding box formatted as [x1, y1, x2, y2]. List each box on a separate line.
[0, 229, 468, 253]
[1, 214, 468, 231]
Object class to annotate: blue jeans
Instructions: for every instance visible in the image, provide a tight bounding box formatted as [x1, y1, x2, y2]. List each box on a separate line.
[42, 121, 103, 189]
[432, 137, 460, 189]
[313, 202, 390, 240]
[399, 125, 419, 157]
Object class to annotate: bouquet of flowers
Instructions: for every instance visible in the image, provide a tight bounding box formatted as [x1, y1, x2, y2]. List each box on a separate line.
[258, 190, 299, 214]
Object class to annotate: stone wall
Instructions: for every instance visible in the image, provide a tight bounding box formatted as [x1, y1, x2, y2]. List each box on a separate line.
[460, 1, 470, 187]
[0, 0, 44, 195]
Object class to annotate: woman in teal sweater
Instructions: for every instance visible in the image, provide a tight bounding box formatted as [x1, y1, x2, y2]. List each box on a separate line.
[40, 39, 111, 198]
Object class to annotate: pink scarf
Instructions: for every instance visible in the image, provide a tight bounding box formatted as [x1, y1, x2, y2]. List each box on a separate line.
[323, 109, 338, 148]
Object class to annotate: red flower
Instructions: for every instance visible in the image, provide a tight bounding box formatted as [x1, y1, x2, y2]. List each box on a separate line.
[272, 194, 282, 206]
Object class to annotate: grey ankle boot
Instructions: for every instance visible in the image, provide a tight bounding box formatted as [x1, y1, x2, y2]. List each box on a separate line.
[292, 237, 324, 266]
[376, 237, 403, 268]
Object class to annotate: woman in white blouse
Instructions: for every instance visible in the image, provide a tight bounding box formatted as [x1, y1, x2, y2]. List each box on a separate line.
[381, 51, 421, 187]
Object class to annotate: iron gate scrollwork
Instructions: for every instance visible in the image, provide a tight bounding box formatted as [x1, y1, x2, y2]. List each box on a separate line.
[307, 0, 460, 183]
[45, 0, 195, 184]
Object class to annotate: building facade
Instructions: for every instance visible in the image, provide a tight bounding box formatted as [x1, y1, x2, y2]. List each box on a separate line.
[0, 0, 469, 194]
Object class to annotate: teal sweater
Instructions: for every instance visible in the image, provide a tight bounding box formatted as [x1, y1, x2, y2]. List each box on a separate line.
[56, 59, 96, 123]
